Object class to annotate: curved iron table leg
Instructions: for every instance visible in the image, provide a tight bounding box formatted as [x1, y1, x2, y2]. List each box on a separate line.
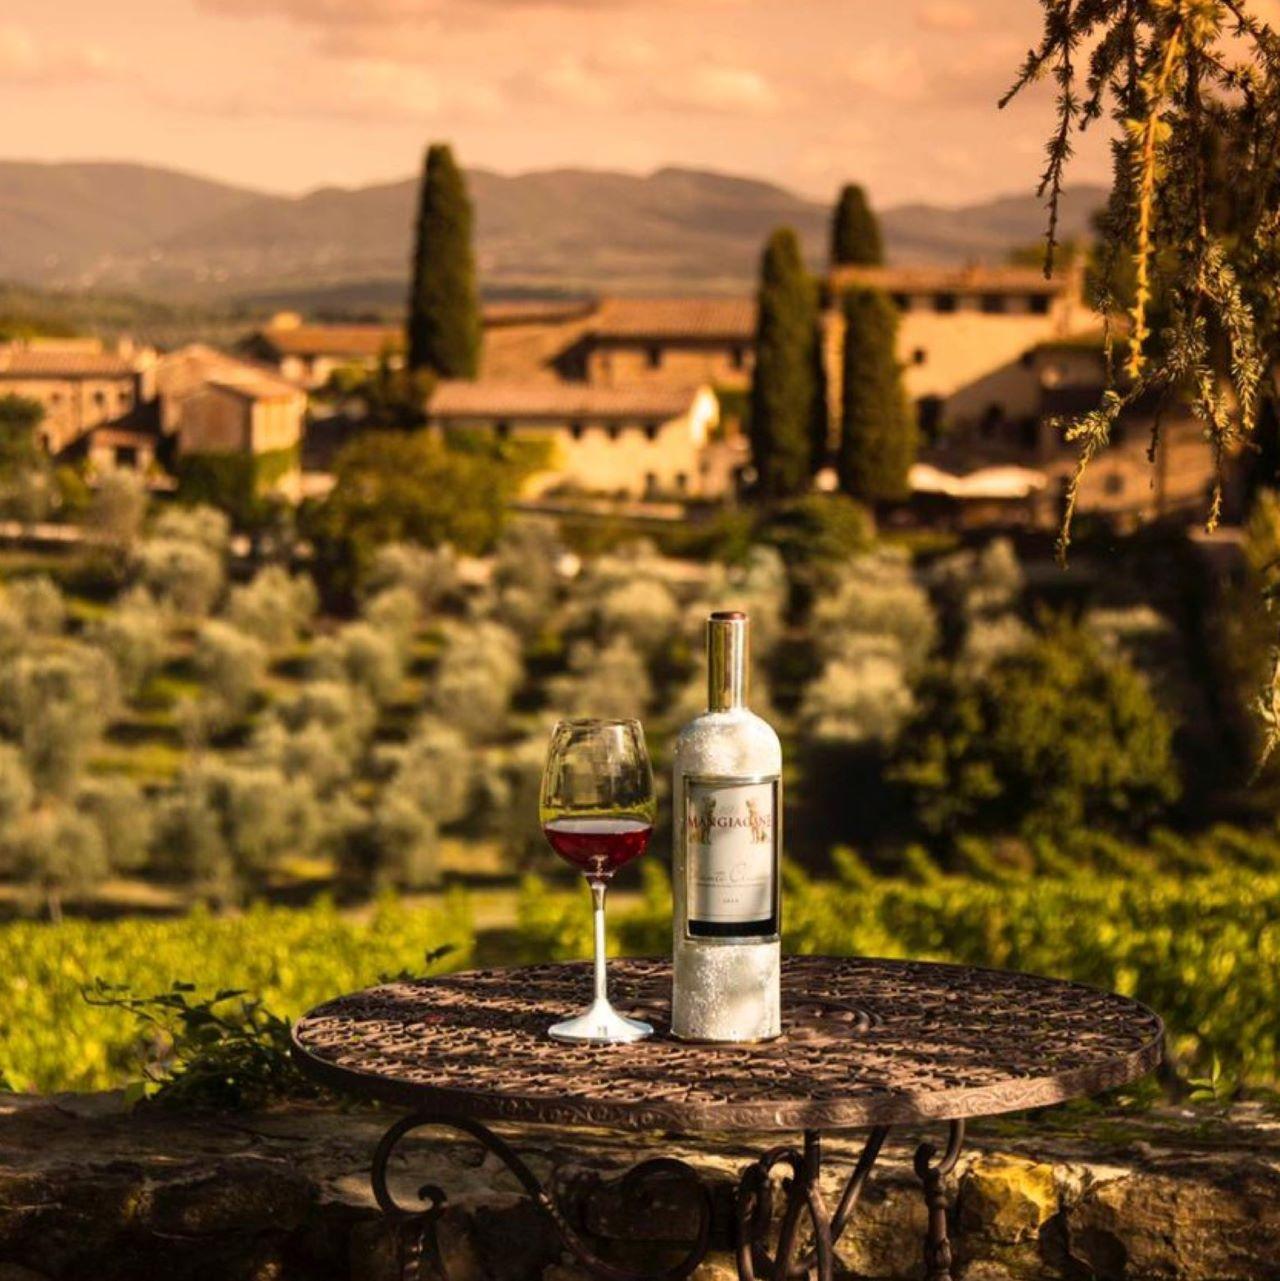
[373, 1112, 965, 1281]
[913, 1120, 966, 1281]
[372, 1111, 714, 1281]
[733, 1125, 890, 1281]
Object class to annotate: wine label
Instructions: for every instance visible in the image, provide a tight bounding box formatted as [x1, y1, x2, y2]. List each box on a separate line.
[684, 774, 779, 938]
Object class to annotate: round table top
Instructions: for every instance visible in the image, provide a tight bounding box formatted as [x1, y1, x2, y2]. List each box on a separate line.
[291, 956, 1163, 1133]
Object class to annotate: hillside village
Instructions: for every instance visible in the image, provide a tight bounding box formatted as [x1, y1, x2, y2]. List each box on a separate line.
[0, 154, 1231, 544]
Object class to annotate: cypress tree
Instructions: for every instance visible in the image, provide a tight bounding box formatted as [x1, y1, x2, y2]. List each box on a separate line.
[809, 312, 830, 473]
[830, 184, 883, 267]
[838, 288, 917, 502]
[749, 228, 819, 499]
[406, 144, 481, 378]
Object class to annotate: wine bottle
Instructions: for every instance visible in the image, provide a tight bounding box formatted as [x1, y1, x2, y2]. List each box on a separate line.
[671, 611, 781, 1041]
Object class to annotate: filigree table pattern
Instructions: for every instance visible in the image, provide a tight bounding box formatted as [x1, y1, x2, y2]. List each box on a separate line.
[292, 956, 1162, 1132]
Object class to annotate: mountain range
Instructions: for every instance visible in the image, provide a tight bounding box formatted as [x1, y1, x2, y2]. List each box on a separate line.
[0, 161, 1107, 308]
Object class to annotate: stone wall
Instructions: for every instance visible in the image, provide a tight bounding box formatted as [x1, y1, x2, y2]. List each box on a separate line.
[1, 1093, 1278, 1281]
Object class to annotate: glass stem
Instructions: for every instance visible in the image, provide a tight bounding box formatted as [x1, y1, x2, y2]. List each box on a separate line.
[590, 878, 608, 1007]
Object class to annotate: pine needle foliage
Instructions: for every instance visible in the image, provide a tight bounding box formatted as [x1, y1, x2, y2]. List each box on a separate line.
[406, 144, 482, 379]
[1005, 0, 1280, 755]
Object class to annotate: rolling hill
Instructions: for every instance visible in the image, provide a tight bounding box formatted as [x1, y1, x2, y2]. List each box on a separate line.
[0, 160, 1107, 308]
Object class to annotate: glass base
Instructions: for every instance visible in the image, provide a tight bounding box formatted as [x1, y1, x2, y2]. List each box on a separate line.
[548, 999, 653, 1045]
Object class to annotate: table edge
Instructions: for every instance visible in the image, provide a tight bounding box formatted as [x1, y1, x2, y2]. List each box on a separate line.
[289, 956, 1166, 1134]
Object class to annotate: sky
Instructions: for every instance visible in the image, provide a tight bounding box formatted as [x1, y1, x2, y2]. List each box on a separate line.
[0, 0, 1257, 207]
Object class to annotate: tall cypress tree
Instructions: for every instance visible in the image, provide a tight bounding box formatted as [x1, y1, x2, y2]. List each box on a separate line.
[830, 184, 883, 267]
[749, 228, 819, 499]
[838, 288, 916, 502]
[809, 311, 830, 472]
[406, 144, 481, 378]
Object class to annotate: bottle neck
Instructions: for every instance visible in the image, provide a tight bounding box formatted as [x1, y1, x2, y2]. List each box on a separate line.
[707, 614, 749, 712]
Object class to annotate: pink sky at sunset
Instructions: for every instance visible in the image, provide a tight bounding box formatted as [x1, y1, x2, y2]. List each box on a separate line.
[3, 0, 1265, 206]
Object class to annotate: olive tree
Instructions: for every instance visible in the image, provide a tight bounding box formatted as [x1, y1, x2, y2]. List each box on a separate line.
[0, 645, 119, 796]
[226, 566, 317, 649]
[135, 537, 225, 619]
[192, 621, 267, 731]
[86, 588, 167, 697]
[311, 622, 405, 707]
[428, 620, 523, 742]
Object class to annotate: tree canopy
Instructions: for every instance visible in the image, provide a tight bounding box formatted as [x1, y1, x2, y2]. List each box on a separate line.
[308, 432, 541, 599]
[406, 144, 481, 379]
[749, 228, 822, 499]
[893, 618, 1180, 842]
[830, 184, 883, 266]
[838, 288, 917, 502]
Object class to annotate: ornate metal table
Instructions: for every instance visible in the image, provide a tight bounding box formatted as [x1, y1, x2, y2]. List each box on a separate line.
[292, 956, 1162, 1281]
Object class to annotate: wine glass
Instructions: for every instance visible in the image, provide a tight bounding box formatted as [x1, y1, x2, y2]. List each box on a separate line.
[540, 718, 656, 1044]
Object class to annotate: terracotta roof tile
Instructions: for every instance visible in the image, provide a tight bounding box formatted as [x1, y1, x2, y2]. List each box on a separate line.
[427, 381, 703, 421]
[158, 344, 303, 402]
[590, 297, 756, 340]
[258, 324, 403, 359]
[829, 265, 1074, 296]
[0, 347, 140, 378]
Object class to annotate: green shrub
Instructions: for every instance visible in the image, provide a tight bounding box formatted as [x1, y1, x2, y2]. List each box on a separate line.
[893, 618, 1180, 843]
[0, 895, 473, 1092]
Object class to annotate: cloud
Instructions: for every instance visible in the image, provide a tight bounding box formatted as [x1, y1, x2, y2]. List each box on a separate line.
[672, 65, 779, 113]
[516, 44, 777, 116]
[917, 2, 980, 32]
[0, 24, 116, 83]
[144, 54, 502, 125]
[197, 0, 727, 23]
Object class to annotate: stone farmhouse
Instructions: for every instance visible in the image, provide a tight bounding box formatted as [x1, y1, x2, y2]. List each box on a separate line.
[0, 339, 156, 456]
[247, 301, 597, 390]
[425, 382, 730, 499]
[0, 338, 305, 497]
[11, 256, 1217, 525]
[824, 264, 1088, 439]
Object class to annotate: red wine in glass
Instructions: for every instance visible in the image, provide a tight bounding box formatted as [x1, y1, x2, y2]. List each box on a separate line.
[540, 717, 656, 1043]
[543, 817, 653, 878]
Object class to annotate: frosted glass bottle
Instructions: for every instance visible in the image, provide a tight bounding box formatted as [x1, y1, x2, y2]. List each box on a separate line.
[671, 611, 782, 1041]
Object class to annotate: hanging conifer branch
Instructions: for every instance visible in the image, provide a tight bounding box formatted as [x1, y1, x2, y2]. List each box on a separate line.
[1005, 0, 1280, 753]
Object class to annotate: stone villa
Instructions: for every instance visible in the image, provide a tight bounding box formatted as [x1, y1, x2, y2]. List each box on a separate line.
[6, 254, 1221, 526]
[0, 339, 156, 456]
[0, 338, 305, 496]
[425, 382, 730, 499]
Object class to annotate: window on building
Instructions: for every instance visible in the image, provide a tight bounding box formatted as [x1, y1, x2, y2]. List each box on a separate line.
[980, 404, 1002, 437]
[674, 471, 688, 492]
[730, 345, 747, 370]
[643, 422, 660, 442]
[118, 390, 132, 408]
[644, 472, 658, 495]
[646, 345, 663, 369]
[912, 348, 927, 366]
[49, 391, 62, 406]
[980, 293, 1006, 315]
[1104, 472, 1125, 496]
[933, 293, 958, 314]
[1029, 294, 1051, 316]
[92, 390, 107, 410]
[116, 446, 139, 468]
[890, 293, 911, 311]
[606, 424, 622, 442]
[494, 420, 512, 439]
[1019, 350, 1035, 368]
[917, 395, 944, 441]
[1019, 417, 1040, 451]
[568, 421, 585, 441]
